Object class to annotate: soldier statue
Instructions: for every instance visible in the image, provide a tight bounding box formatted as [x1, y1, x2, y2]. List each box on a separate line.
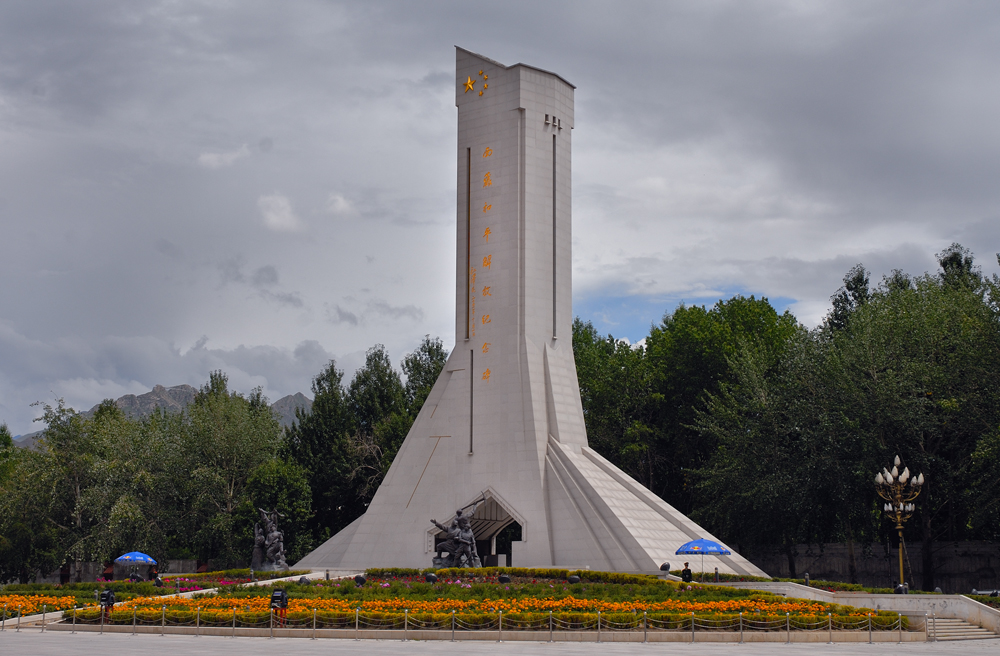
[431, 497, 483, 568]
[254, 508, 289, 571]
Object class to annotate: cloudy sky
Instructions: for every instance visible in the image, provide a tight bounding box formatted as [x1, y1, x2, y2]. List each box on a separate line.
[2, 1, 999, 435]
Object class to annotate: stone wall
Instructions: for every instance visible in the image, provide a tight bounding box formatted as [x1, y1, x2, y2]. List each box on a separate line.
[744, 541, 1000, 594]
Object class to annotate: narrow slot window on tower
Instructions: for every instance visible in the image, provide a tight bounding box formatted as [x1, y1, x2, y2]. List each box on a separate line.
[552, 134, 557, 339]
[465, 148, 471, 340]
[469, 348, 474, 455]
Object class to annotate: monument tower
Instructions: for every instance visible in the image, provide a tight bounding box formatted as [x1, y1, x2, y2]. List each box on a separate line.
[298, 48, 766, 576]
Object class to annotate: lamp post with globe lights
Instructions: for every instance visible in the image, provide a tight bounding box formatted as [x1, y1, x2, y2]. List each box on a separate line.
[875, 455, 924, 589]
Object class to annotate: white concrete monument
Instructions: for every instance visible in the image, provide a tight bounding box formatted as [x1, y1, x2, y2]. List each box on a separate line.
[298, 48, 767, 576]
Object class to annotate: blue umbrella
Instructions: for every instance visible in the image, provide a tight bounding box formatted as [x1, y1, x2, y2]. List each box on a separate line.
[114, 552, 157, 565]
[675, 539, 731, 582]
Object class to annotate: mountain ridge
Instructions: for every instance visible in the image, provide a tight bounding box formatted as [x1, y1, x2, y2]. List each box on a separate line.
[12, 384, 312, 449]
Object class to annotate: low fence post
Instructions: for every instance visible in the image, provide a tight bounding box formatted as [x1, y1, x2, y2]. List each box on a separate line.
[72, 606, 76, 633]
[355, 607, 359, 641]
[597, 611, 600, 643]
[161, 605, 166, 637]
[2, 603, 6, 632]
[898, 612, 902, 644]
[691, 611, 695, 643]
[269, 608, 274, 639]
[99, 604, 103, 635]
[786, 612, 790, 644]
[312, 608, 317, 640]
[498, 610, 502, 643]
[931, 612, 936, 642]
[739, 612, 743, 644]
[132, 608, 136, 635]
[643, 611, 647, 643]
[196, 607, 200, 636]
[828, 612, 832, 644]
[403, 608, 408, 642]
[41, 604, 46, 632]
[232, 608, 236, 638]
[452, 610, 456, 642]
[549, 611, 553, 643]
[868, 613, 872, 644]
[923, 612, 928, 642]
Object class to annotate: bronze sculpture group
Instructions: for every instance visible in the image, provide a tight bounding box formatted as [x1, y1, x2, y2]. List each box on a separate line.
[430, 498, 482, 568]
[252, 508, 289, 571]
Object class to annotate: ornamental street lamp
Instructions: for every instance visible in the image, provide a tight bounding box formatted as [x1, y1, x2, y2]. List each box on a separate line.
[874, 455, 924, 588]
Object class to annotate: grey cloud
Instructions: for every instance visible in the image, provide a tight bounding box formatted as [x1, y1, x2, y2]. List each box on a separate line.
[327, 304, 360, 326]
[218, 257, 246, 285]
[0, 318, 337, 435]
[155, 238, 183, 260]
[260, 290, 304, 308]
[366, 300, 423, 322]
[198, 144, 250, 169]
[252, 265, 279, 287]
[4, 1, 1000, 430]
[324, 298, 422, 325]
[217, 259, 303, 307]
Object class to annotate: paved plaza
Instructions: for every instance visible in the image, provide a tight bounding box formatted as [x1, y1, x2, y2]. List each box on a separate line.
[0, 631, 997, 656]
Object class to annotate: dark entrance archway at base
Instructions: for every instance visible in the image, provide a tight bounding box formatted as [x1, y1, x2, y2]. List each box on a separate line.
[432, 495, 523, 567]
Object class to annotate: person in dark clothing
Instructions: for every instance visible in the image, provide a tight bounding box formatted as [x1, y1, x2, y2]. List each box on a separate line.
[681, 562, 693, 583]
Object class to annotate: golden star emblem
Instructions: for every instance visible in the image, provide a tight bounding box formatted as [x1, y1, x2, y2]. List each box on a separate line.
[463, 76, 475, 93]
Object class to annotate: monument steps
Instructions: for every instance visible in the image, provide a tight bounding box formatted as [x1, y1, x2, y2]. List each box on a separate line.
[932, 617, 998, 640]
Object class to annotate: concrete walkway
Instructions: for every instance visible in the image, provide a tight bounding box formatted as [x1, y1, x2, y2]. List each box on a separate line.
[0, 630, 996, 655]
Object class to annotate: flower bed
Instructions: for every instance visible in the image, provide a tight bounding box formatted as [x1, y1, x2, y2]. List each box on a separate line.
[65, 605, 904, 631]
[0, 582, 174, 607]
[0, 569, 308, 606]
[161, 569, 310, 591]
[87, 592, 847, 615]
[0, 594, 79, 616]
[968, 594, 1000, 609]
[61, 566, 902, 630]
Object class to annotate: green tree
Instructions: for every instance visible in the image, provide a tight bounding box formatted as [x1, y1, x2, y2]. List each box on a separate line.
[33, 400, 99, 577]
[68, 402, 177, 567]
[282, 360, 361, 544]
[347, 345, 408, 503]
[827, 264, 870, 331]
[0, 446, 62, 582]
[348, 345, 406, 438]
[643, 295, 799, 511]
[572, 319, 657, 488]
[692, 328, 879, 579]
[691, 335, 810, 575]
[829, 248, 1000, 589]
[241, 459, 313, 563]
[183, 371, 282, 566]
[0, 422, 13, 483]
[402, 335, 449, 414]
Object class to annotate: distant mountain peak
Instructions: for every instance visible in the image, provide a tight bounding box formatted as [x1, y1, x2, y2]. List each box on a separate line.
[14, 384, 312, 449]
[270, 392, 313, 428]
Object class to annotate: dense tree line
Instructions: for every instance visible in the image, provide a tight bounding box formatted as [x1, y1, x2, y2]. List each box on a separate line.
[4, 244, 1000, 589]
[0, 337, 447, 583]
[575, 244, 1000, 589]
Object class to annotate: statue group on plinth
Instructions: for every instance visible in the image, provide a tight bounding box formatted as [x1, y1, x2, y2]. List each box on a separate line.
[252, 508, 289, 571]
[431, 498, 482, 568]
